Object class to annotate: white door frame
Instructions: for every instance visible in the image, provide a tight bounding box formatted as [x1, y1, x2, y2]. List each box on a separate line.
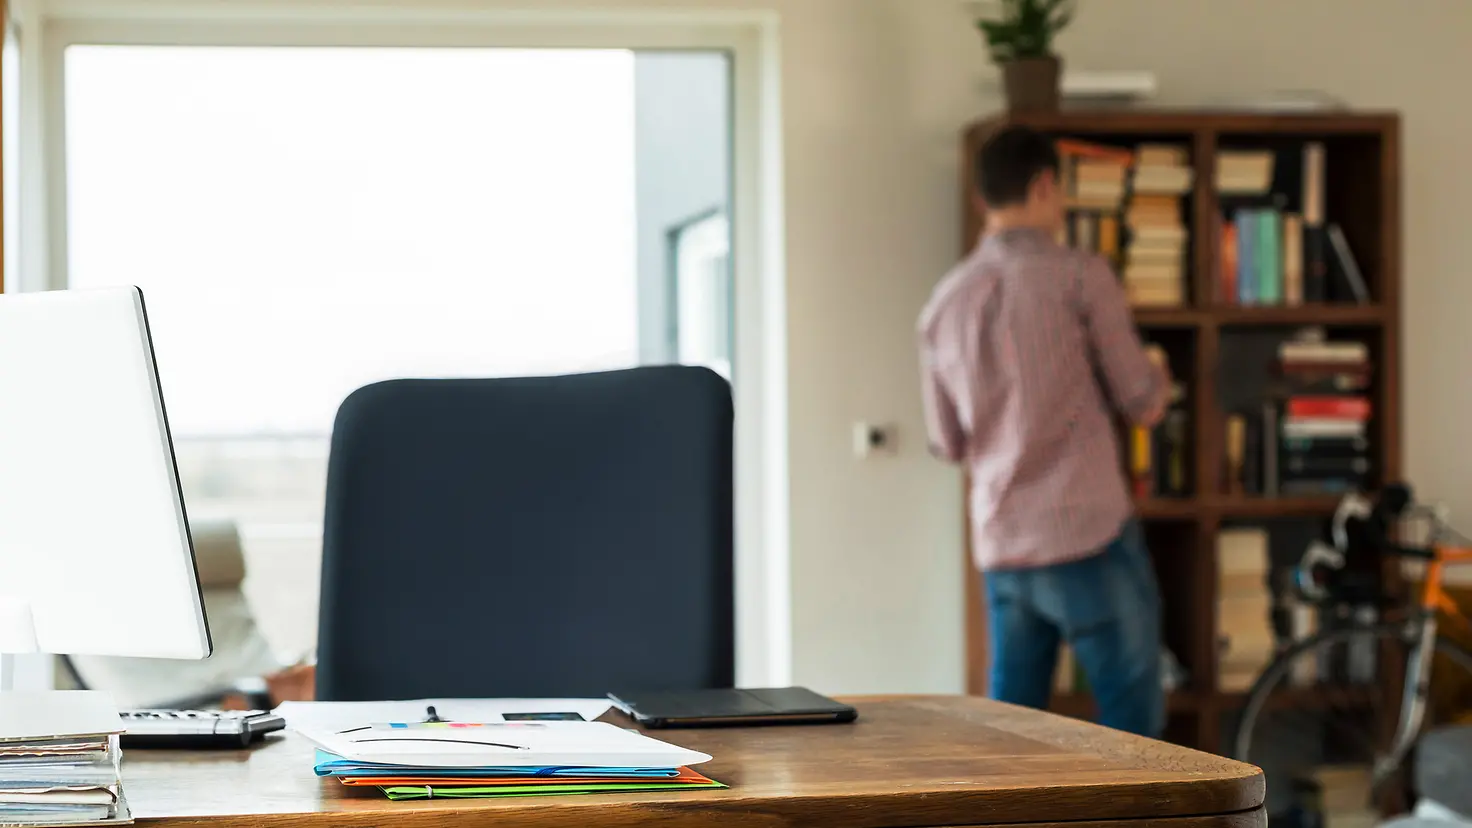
[21, 2, 791, 689]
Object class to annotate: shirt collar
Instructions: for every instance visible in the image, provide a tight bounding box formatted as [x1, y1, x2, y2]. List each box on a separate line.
[979, 226, 1056, 253]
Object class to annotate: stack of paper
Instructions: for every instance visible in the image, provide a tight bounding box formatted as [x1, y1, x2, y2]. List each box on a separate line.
[298, 721, 721, 800]
[0, 693, 130, 825]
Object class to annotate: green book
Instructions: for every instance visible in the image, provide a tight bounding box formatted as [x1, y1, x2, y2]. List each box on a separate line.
[381, 780, 726, 800]
[1257, 209, 1283, 305]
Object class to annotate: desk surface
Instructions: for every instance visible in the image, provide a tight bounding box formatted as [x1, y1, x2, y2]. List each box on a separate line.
[123, 696, 1264, 828]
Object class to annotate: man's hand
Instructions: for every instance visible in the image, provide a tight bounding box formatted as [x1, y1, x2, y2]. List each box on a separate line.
[1139, 347, 1173, 428]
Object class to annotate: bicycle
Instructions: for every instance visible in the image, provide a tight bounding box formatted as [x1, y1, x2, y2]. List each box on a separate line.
[1230, 483, 1472, 813]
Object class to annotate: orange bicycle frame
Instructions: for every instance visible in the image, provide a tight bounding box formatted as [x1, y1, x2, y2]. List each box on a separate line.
[1419, 544, 1472, 627]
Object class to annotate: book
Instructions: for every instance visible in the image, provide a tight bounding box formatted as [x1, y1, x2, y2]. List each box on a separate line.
[1262, 402, 1280, 497]
[1217, 150, 1275, 194]
[1256, 210, 1283, 305]
[1285, 396, 1370, 419]
[1157, 410, 1189, 496]
[1130, 425, 1153, 497]
[1282, 214, 1305, 305]
[1281, 418, 1368, 440]
[1225, 415, 1246, 494]
[1236, 210, 1257, 304]
[1302, 142, 1330, 302]
[1056, 139, 1134, 164]
[1220, 220, 1239, 304]
[1136, 144, 1189, 167]
[1327, 223, 1370, 304]
[1279, 336, 1368, 365]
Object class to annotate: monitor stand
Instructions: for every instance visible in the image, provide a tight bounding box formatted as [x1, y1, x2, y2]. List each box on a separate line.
[0, 597, 38, 693]
[0, 599, 119, 737]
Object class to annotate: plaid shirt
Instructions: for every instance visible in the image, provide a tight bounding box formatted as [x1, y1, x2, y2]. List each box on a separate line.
[919, 228, 1163, 571]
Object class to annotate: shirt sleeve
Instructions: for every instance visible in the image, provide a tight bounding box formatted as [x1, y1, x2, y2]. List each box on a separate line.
[919, 337, 965, 463]
[1078, 255, 1165, 425]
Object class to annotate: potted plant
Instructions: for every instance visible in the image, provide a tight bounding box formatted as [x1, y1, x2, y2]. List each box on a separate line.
[976, 0, 1075, 113]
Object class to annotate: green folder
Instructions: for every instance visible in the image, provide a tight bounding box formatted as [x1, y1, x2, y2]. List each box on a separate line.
[380, 780, 726, 800]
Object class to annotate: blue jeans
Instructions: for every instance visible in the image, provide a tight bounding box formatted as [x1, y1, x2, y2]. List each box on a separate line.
[984, 519, 1164, 738]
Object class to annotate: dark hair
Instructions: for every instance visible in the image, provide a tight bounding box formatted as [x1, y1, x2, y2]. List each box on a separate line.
[975, 126, 1059, 208]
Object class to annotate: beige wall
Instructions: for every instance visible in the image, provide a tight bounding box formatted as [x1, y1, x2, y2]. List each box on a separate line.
[27, 0, 1472, 696]
[787, 0, 1472, 694]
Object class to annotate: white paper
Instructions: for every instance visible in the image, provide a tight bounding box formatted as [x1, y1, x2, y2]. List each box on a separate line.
[0, 692, 121, 742]
[274, 698, 613, 732]
[296, 720, 710, 769]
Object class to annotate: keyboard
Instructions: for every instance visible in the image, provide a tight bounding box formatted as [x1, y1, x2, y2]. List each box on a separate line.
[119, 709, 286, 749]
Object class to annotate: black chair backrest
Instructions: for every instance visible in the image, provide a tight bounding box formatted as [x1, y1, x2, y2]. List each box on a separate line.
[316, 366, 735, 701]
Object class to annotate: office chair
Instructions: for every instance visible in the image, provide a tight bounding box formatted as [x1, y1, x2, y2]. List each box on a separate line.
[316, 366, 735, 701]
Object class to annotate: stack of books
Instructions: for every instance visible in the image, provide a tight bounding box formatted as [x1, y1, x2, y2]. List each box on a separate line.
[1278, 333, 1372, 496]
[1217, 528, 1274, 693]
[1056, 139, 1132, 264]
[0, 693, 129, 826]
[1123, 144, 1193, 307]
[1294, 765, 1378, 828]
[1058, 139, 1132, 207]
[1216, 150, 1275, 195]
[300, 720, 722, 801]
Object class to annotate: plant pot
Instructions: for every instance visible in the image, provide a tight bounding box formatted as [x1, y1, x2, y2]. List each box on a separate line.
[1002, 56, 1062, 113]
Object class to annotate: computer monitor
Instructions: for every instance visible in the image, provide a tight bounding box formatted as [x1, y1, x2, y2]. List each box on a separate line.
[0, 287, 211, 690]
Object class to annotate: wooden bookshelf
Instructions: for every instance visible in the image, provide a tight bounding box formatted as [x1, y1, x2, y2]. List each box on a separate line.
[958, 109, 1401, 756]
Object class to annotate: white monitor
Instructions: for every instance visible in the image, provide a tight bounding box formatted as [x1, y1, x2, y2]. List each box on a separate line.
[0, 287, 211, 673]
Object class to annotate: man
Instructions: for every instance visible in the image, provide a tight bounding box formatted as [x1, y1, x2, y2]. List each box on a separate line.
[918, 125, 1172, 738]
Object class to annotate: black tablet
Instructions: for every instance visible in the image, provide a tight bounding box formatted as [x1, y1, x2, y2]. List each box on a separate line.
[607, 687, 858, 729]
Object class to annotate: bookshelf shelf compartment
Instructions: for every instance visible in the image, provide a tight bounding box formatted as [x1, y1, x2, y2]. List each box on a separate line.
[1212, 304, 1386, 327]
[1134, 309, 1203, 328]
[1214, 496, 1341, 519]
[1136, 498, 1205, 520]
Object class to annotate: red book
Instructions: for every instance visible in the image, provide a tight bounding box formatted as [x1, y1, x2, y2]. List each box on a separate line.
[1286, 396, 1371, 420]
[1055, 138, 1135, 164]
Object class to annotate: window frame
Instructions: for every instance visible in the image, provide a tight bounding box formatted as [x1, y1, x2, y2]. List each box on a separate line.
[25, 4, 791, 689]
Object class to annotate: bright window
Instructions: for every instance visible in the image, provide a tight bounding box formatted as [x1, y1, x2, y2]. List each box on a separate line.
[64, 46, 731, 659]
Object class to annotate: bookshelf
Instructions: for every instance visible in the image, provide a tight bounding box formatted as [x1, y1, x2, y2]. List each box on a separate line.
[959, 110, 1401, 756]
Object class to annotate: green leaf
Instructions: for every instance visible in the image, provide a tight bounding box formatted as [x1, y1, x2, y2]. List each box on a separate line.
[977, 0, 1070, 60]
[978, 19, 1016, 43]
[1049, 0, 1076, 32]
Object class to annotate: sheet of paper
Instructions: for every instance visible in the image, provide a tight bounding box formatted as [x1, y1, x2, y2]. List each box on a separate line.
[274, 699, 613, 732]
[296, 720, 711, 769]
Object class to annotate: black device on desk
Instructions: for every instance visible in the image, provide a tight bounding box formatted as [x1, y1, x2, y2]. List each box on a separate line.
[608, 686, 857, 729]
[120, 710, 286, 749]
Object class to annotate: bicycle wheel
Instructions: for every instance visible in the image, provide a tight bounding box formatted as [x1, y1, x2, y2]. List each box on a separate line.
[1230, 621, 1472, 816]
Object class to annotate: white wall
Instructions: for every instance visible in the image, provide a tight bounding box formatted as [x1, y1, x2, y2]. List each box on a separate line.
[19, 0, 1472, 697]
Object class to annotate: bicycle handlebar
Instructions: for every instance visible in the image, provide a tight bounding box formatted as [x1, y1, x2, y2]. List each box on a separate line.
[1386, 544, 1436, 561]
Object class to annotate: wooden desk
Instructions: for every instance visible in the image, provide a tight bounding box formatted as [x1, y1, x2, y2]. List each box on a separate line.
[123, 696, 1265, 828]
